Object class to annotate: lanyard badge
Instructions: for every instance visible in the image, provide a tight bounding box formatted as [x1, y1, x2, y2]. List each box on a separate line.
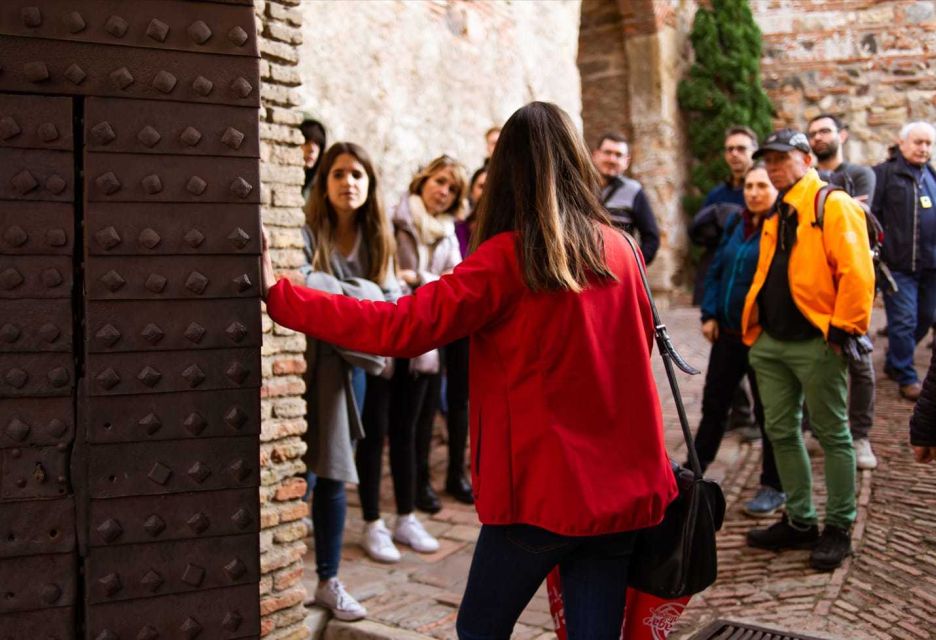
[922, 194, 933, 209]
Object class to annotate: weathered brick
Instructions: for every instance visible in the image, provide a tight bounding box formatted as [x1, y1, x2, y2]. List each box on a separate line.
[260, 585, 305, 616]
[274, 477, 307, 501]
[272, 356, 306, 376]
[273, 563, 304, 591]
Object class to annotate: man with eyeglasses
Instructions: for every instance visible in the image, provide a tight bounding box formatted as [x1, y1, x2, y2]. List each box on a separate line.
[592, 132, 660, 264]
[806, 114, 879, 470]
[691, 126, 760, 442]
[703, 125, 758, 209]
[807, 114, 876, 203]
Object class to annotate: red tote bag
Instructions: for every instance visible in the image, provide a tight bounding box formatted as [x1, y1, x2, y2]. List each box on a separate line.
[546, 567, 690, 640]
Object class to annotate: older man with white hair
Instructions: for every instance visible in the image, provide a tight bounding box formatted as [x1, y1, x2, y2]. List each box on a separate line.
[873, 121, 936, 400]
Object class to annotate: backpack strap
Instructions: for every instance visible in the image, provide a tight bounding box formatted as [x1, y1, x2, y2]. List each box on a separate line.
[724, 210, 743, 237]
[812, 184, 845, 230]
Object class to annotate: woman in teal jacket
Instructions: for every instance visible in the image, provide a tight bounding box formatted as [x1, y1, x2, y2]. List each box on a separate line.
[691, 164, 785, 517]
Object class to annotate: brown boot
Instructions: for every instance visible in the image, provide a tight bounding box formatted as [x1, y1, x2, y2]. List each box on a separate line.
[900, 382, 922, 401]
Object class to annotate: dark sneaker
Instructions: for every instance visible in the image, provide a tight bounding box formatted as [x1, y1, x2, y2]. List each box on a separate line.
[746, 513, 818, 550]
[414, 483, 441, 514]
[742, 486, 786, 518]
[810, 525, 852, 571]
[900, 382, 922, 401]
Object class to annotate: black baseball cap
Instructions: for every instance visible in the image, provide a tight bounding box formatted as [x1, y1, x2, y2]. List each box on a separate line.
[752, 128, 811, 159]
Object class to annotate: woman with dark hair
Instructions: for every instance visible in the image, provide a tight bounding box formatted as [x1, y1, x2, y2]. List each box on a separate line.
[438, 164, 488, 510]
[690, 164, 785, 517]
[300, 119, 327, 199]
[262, 102, 676, 639]
[299, 142, 397, 620]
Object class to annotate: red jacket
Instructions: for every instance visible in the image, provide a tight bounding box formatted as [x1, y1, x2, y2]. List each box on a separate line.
[266, 228, 677, 536]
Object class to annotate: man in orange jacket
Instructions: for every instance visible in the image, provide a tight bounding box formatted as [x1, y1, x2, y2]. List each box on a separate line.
[740, 129, 875, 571]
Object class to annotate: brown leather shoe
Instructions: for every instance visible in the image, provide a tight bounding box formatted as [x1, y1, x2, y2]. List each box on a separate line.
[900, 382, 922, 401]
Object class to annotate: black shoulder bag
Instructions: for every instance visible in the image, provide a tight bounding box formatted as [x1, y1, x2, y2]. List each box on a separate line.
[621, 233, 727, 599]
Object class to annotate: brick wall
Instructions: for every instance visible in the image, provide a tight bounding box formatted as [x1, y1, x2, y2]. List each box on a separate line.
[577, 0, 697, 291]
[579, 0, 633, 148]
[254, 1, 310, 639]
[753, 0, 936, 164]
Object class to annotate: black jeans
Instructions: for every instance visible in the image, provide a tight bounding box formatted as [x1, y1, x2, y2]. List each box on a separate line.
[693, 331, 781, 491]
[414, 372, 442, 487]
[357, 361, 429, 521]
[456, 524, 637, 640]
[415, 338, 471, 485]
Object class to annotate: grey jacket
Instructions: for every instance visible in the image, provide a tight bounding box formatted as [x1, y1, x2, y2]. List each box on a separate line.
[300, 227, 399, 483]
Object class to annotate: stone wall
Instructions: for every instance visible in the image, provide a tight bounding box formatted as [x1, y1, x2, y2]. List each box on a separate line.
[579, 0, 633, 147]
[753, 0, 936, 165]
[255, 1, 310, 639]
[578, 0, 698, 291]
[297, 0, 583, 201]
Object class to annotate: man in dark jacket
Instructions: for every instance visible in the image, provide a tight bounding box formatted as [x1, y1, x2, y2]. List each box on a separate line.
[872, 121, 936, 400]
[592, 132, 661, 263]
[808, 113, 876, 202]
[910, 348, 936, 463]
[808, 113, 879, 470]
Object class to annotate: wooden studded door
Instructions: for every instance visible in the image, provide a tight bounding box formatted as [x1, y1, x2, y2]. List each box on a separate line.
[0, 2, 262, 638]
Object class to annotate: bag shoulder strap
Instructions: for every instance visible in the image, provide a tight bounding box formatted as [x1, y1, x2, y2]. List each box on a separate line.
[619, 232, 705, 478]
[813, 184, 844, 230]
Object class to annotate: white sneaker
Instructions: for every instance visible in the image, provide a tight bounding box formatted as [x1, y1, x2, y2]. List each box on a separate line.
[393, 513, 440, 553]
[314, 577, 367, 621]
[362, 519, 401, 563]
[854, 438, 878, 470]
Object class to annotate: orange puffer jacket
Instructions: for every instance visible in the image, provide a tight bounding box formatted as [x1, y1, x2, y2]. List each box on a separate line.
[742, 169, 875, 346]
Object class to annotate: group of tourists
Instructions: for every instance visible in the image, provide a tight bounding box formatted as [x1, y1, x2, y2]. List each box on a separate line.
[265, 104, 936, 636]
[689, 116, 936, 573]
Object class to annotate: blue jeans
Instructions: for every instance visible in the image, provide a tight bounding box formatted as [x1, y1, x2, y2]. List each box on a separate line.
[307, 367, 367, 580]
[456, 524, 637, 640]
[883, 270, 936, 384]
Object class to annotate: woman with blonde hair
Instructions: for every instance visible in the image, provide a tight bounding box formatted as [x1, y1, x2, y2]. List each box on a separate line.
[262, 102, 676, 638]
[298, 142, 398, 620]
[393, 156, 472, 515]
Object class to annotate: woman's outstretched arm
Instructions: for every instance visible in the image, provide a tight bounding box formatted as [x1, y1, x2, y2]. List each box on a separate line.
[263, 229, 519, 358]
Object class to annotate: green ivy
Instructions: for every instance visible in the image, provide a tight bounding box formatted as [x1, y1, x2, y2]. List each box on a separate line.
[678, 0, 774, 215]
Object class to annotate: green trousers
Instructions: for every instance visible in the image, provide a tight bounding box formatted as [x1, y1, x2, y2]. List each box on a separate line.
[748, 333, 856, 529]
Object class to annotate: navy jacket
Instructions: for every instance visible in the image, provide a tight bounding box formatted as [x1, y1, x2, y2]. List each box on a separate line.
[911, 347, 936, 446]
[701, 211, 761, 332]
[872, 151, 936, 273]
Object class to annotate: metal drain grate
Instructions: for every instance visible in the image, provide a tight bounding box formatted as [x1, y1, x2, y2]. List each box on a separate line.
[691, 620, 831, 640]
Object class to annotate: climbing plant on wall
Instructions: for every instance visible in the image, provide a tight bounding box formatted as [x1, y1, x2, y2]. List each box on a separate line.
[678, 0, 774, 212]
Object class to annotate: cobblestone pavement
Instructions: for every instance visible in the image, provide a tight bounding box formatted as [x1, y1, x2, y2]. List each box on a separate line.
[303, 302, 936, 640]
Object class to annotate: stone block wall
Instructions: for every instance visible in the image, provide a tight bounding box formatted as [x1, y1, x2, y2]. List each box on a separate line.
[579, 0, 633, 148]
[297, 0, 583, 200]
[578, 0, 697, 291]
[254, 0, 310, 639]
[753, 0, 936, 164]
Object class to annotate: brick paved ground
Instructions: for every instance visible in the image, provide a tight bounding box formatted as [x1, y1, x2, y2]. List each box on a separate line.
[302, 302, 936, 640]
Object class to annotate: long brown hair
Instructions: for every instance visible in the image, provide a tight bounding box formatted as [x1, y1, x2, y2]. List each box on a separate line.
[471, 102, 614, 292]
[408, 155, 469, 219]
[303, 142, 394, 284]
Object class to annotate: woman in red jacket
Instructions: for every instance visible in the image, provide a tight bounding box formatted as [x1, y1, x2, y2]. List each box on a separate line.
[262, 102, 677, 640]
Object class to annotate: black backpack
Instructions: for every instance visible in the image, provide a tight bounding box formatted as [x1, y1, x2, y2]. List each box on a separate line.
[813, 185, 896, 293]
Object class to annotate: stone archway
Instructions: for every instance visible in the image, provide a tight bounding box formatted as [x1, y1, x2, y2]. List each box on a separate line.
[578, 0, 694, 293]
